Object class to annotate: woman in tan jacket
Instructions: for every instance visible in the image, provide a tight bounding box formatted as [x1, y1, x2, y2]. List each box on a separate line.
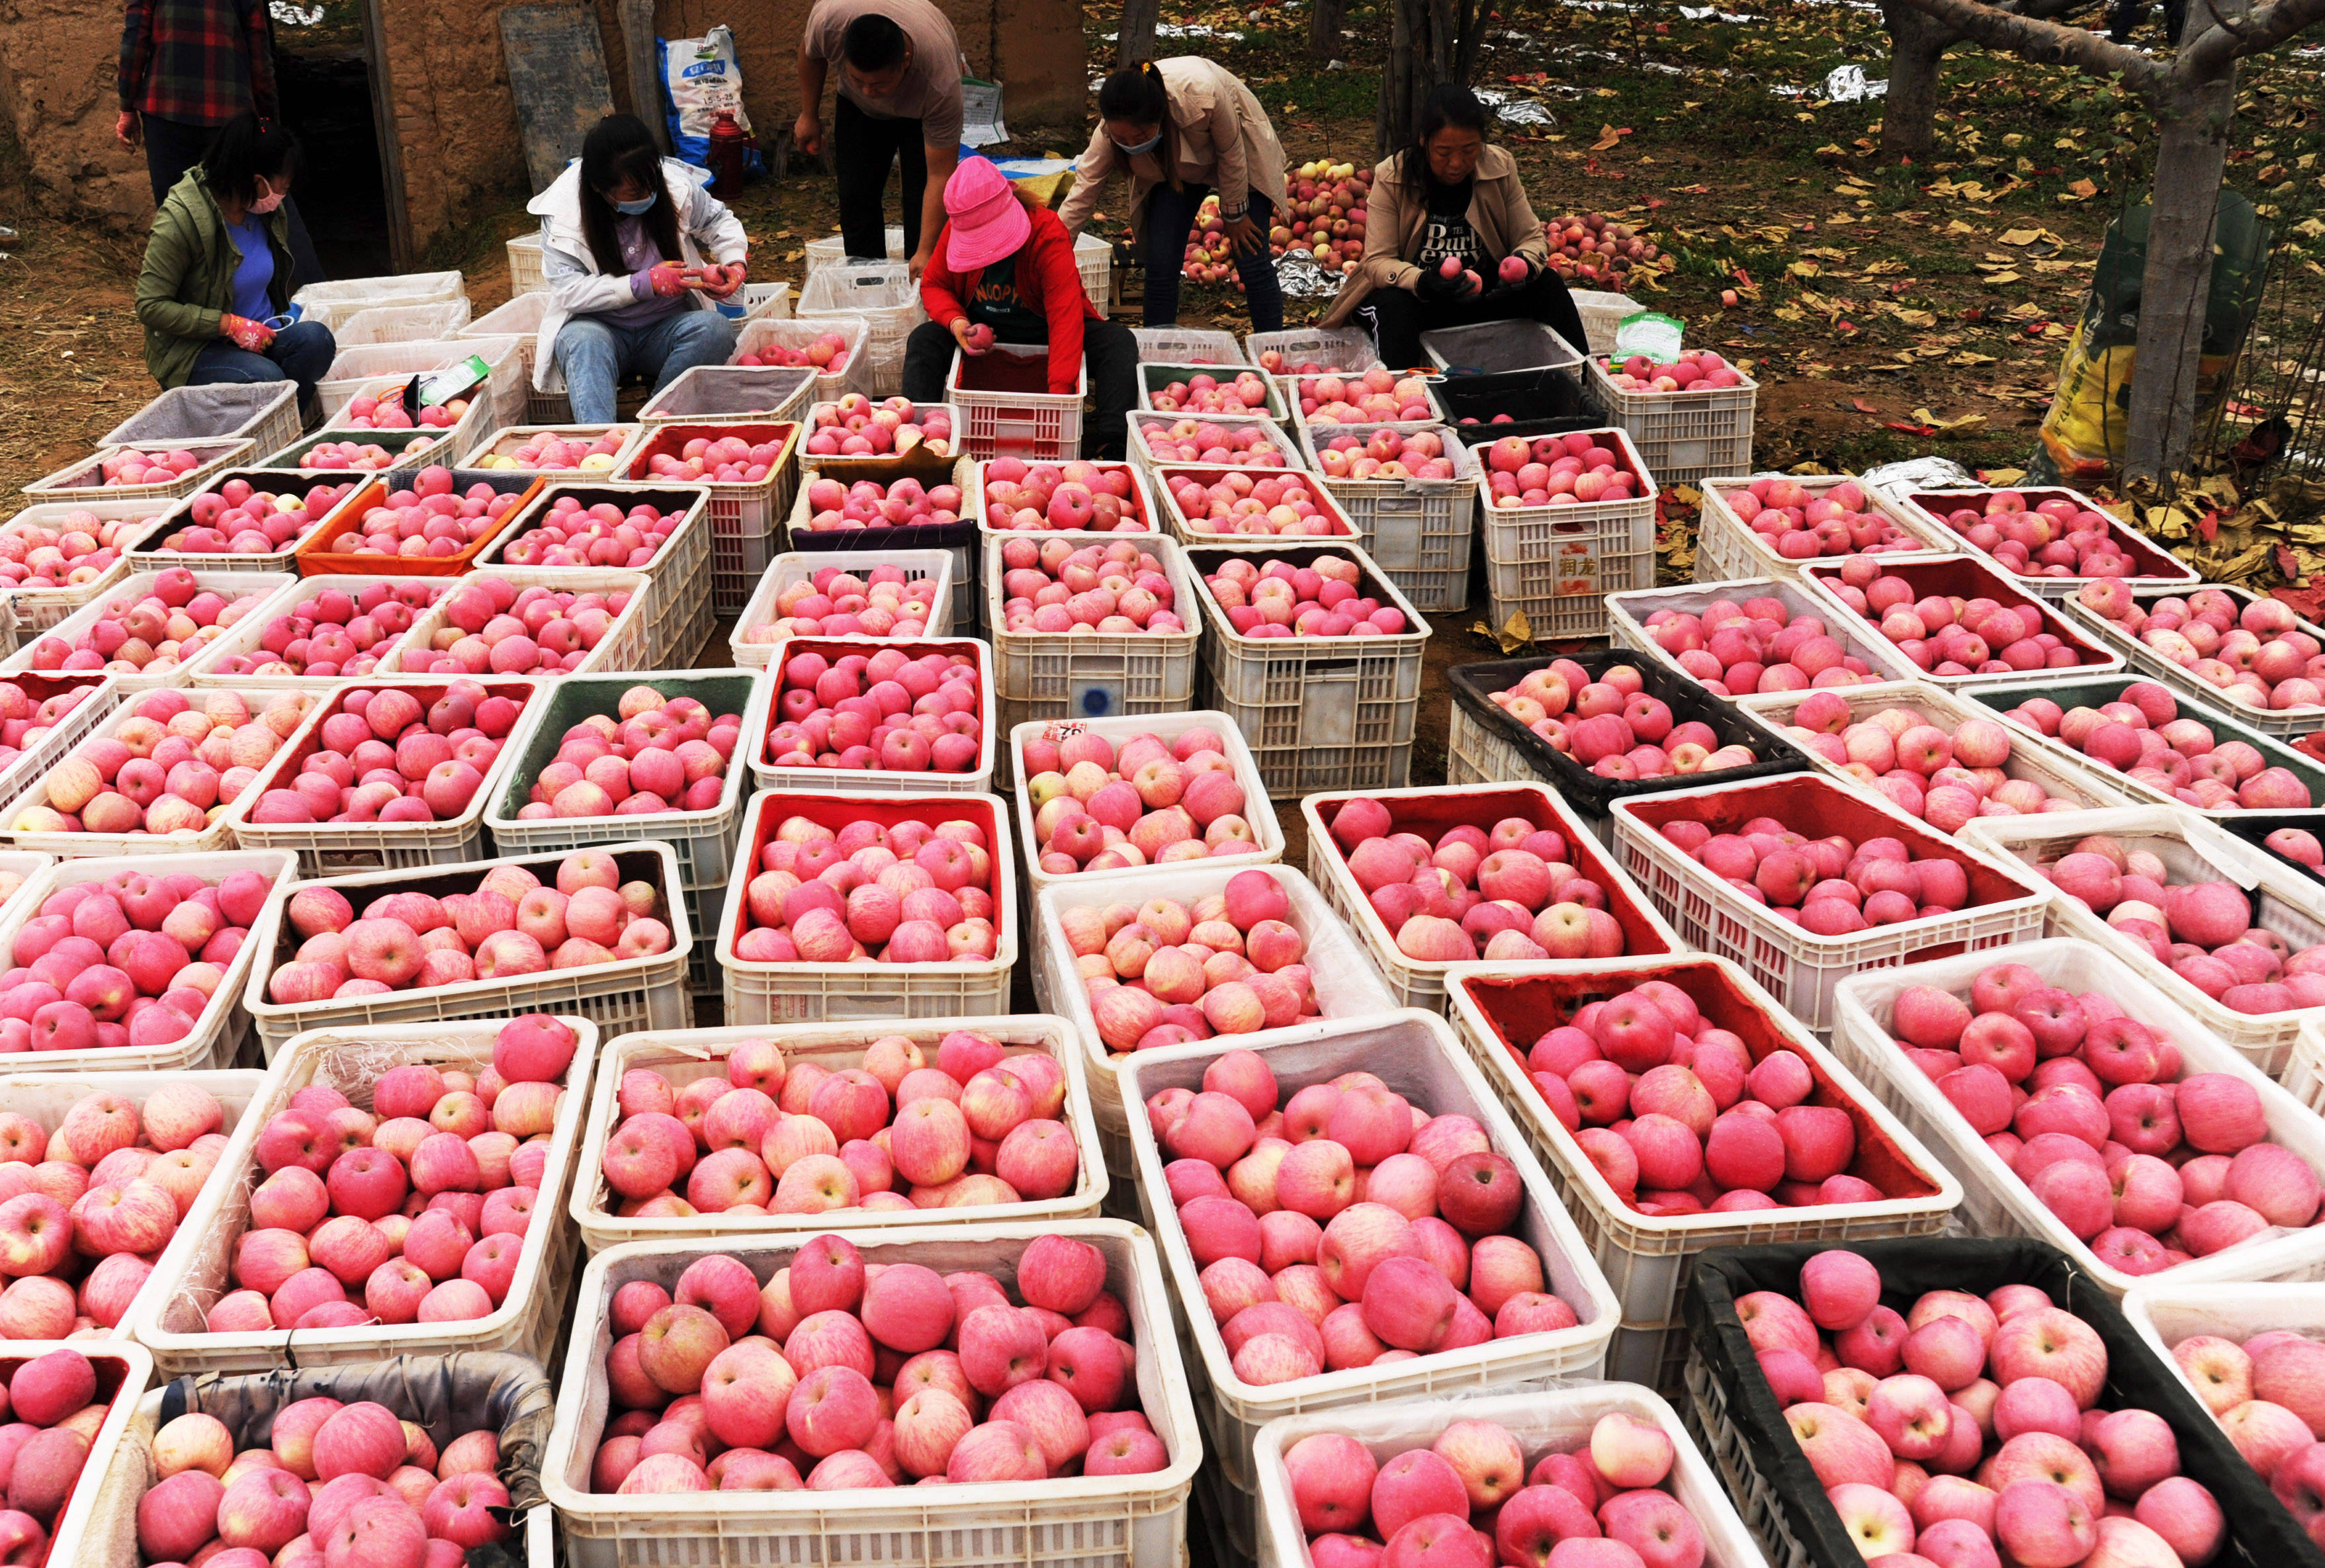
[1320, 85, 1584, 369]
[1058, 58, 1289, 332]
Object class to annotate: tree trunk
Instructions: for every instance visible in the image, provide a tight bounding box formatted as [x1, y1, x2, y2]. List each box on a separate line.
[1308, 0, 1347, 58]
[1880, 1, 1957, 159]
[1116, 0, 1160, 68]
[2122, 3, 2240, 482]
[1376, 0, 1479, 154]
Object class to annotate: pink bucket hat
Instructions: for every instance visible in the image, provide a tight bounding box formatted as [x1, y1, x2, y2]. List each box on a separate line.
[943, 156, 1031, 272]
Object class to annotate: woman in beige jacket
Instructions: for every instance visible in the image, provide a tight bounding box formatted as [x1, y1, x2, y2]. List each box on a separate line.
[1058, 58, 1290, 332]
[1319, 85, 1583, 369]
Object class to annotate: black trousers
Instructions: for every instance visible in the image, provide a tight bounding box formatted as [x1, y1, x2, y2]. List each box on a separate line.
[142, 113, 325, 288]
[900, 317, 1139, 459]
[1361, 267, 1589, 370]
[834, 96, 928, 261]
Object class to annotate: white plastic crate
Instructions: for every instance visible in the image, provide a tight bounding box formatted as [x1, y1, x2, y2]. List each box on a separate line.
[0, 567, 297, 694]
[0, 498, 160, 636]
[1076, 232, 1114, 316]
[1569, 288, 1645, 355]
[466, 292, 556, 420]
[1796, 554, 2129, 689]
[739, 280, 791, 320]
[1031, 861, 1397, 1179]
[1290, 378, 1449, 443]
[226, 675, 537, 876]
[292, 269, 466, 328]
[1184, 541, 1432, 793]
[0, 677, 116, 821]
[1127, 411, 1308, 475]
[732, 313, 871, 405]
[786, 453, 979, 605]
[797, 260, 924, 397]
[1584, 355, 1757, 488]
[1136, 363, 1291, 421]
[0, 850, 295, 1072]
[1607, 576, 1922, 693]
[0, 1340, 153, 1568]
[257, 427, 439, 480]
[2288, 1014, 2325, 1117]
[987, 533, 1200, 734]
[1958, 803, 2325, 1080]
[1831, 936, 2325, 1295]
[130, 1016, 593, 1373]
[376, 565, 652, 680]
[799, 400, 964, 474]
[804, 226, 904, 278]
[1894, 484, 2201, 601]
[1243, 326, 1382, 374]
[541, 1221, 1198, 1568]
[239, 842, 691, 1061]
[1608, 770, 2053, 1035]
[948, 344, 1086, 460]
[1740, 679, 2138, 826]
[476, 482, 711, 670]
[1133, 327, 1247, 364]
[22, 439, 254, 505]
[1149, 464, 1360, 550]
[507, 232, 547, 292]
[179, 574, 449, 692]
[2055, 579, 2325, 740]
[730, 546, 957, 666]
[1008, 709, 1284, 897]
[716, 787, 1017, 1024]
[462, 421, 640, 479]
[1692, 470, 1962, 584]
[616, 421, 800, 614]
[1120, 1014, 1621, 1494]
[748, 633, 996, 795]
[1297, 421, 1479, 611]
[1301, 781, 1683, 1015]
[317, 335, 525, 435]
[567, 1016, 1108, 1253]
[1444, 697, 1554, 786]
[1478, 426, 1659, 642]
[1253, 1386, 1768, 1568]
[330, 296, 474, 346]
[1444, 957, 1963, 1389]
[101, 381, 300, 459]
[640, 363, 819, 429]
[2122, 1282, 2325, 1433]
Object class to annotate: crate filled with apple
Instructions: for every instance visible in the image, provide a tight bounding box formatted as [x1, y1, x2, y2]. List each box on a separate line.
[1011, 711, 1282, 889]
[1900, 487, 2197, 597]
[1609, 579, 1915, 702]
[0, 1340, 152, 1568]
[2062, 582, 2325, 742]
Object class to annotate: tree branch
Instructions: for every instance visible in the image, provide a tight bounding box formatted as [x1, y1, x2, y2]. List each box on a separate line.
[2181, 0, 2325, 73]
[1887, 0, 2170, 94]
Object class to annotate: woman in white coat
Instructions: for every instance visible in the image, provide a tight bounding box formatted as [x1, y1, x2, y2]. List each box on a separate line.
[531, 114, 751, 423]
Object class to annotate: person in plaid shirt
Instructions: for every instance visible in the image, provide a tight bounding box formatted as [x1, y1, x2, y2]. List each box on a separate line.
[118, 0, 322, 284]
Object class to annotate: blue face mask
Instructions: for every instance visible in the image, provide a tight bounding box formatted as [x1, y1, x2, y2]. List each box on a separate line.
[611, 191, 658, 216]
[1114, 130, 1162, 157]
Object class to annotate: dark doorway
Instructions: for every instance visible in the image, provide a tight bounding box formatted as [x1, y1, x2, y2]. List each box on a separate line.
[272, 5, 394, 278]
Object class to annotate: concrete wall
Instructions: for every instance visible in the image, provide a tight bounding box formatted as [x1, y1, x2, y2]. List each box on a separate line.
[0, 0, 1084, 258]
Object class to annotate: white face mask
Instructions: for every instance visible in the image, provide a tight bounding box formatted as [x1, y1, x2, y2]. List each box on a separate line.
[249, 177, 285, 215]
[1114, 130, 1162, 157]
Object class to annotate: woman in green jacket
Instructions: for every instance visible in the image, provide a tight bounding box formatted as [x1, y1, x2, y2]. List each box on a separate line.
[134, 111, 335, 418]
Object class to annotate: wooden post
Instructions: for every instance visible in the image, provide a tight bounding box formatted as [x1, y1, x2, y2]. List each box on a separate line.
[1117, 0, 1160, 67]
[359, 0, 414, 271]
[618, 0, 669, 152]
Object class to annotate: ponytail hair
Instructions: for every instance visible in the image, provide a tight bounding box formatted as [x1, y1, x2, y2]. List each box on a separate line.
[200, 110, 298, 209]
[1399, 83, 1491, 183]
[1096, 60, 1179, 192]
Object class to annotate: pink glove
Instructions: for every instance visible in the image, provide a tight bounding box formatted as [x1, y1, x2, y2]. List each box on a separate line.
[220, 313, 275, 351]
[647, 263, 691, 298]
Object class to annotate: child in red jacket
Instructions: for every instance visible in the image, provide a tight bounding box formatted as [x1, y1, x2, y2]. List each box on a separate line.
[904, 156, 1137, 458]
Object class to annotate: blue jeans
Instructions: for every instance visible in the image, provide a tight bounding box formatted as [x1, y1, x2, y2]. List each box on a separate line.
[187, 319, 337, 407]
[554, 308, 737, 424]
[1144, 184, 1283, 333]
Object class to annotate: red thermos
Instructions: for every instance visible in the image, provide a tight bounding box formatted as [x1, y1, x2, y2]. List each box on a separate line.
[707, 110, 748, 197]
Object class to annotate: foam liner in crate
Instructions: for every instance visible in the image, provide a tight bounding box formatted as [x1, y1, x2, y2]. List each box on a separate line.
[1135, 326, 1247, 364]
[1423, 319, 1587, 378]
[1252, 1385, 1768, 1568]
[730, 546, 957, 668]
[1798, 552, 2128, 687]
[1609, 771, 2052, 1035]
[1119, 1014, 1621, 1496]
[132, 1016, 594, 1374]
[1031, 862, 1396, 1182]
[987, 533, 1200, 733]
[1150, 464, 1360, 552]
[1956, 803, 2325, 1079]
[717, 787, 1016, 1024]
[378, 565, 652, 679]
[0, 691, 320, 858]
[1741, 678, 2138, 825]
[79, 1356, 556, 1568]
[1896, 484, 2201, 600]
[1294, 422, 1478, 612]
[1444, 958, 1960, 1391]
[948, 343, 1086, 461]
[0, 498, 163, 636]
[0, 1340, 152, 1568]
[1301, 781, 1682, 1015]
[240, 844, 690, 1061]
[640, 363, 820, 427]
[294, 469, 548, 580]
[292, 269, 466, 327]
[1446, 652, 1810, 837]
[1831, 935, 2325, 1292]
[118, 472, 381, 576]
[1477, 426, 1659, 643]
[1183, 541, 1430, 794]
[476, 480, 713, 670]
[616, 421, 801, 613]
[734, 313, 872, 405]
[1570, 288, 1645, 355]
[566, 1016, 1108, 1253]
[0, 675, 116, 818]
[798, 399, 965, 475]
[2054, 578, 2325, 740]
[1679, 1237, 2310, 1568]
[543, 1220, 1198, 1568]
[463, 421, 640, 478]
[1606, 576, 1922, 697]
[1582, 354, 1757, 488]
[1244, 326, 1383, 374]
[1008, 709, 1284, 898]
[102, 380, 300, 457]
[797, 261, 924, 396]
[1958, 670, 2325, 821]
[230, 675, 538, 877]
[1690, 470, 1963, 586]
[747, 633, 996, 796]
[177, 574, 449, 691]
[1127, 411, 1309, 475]
[22, 438, 255, 505]
[0, 848, 291, 1069]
